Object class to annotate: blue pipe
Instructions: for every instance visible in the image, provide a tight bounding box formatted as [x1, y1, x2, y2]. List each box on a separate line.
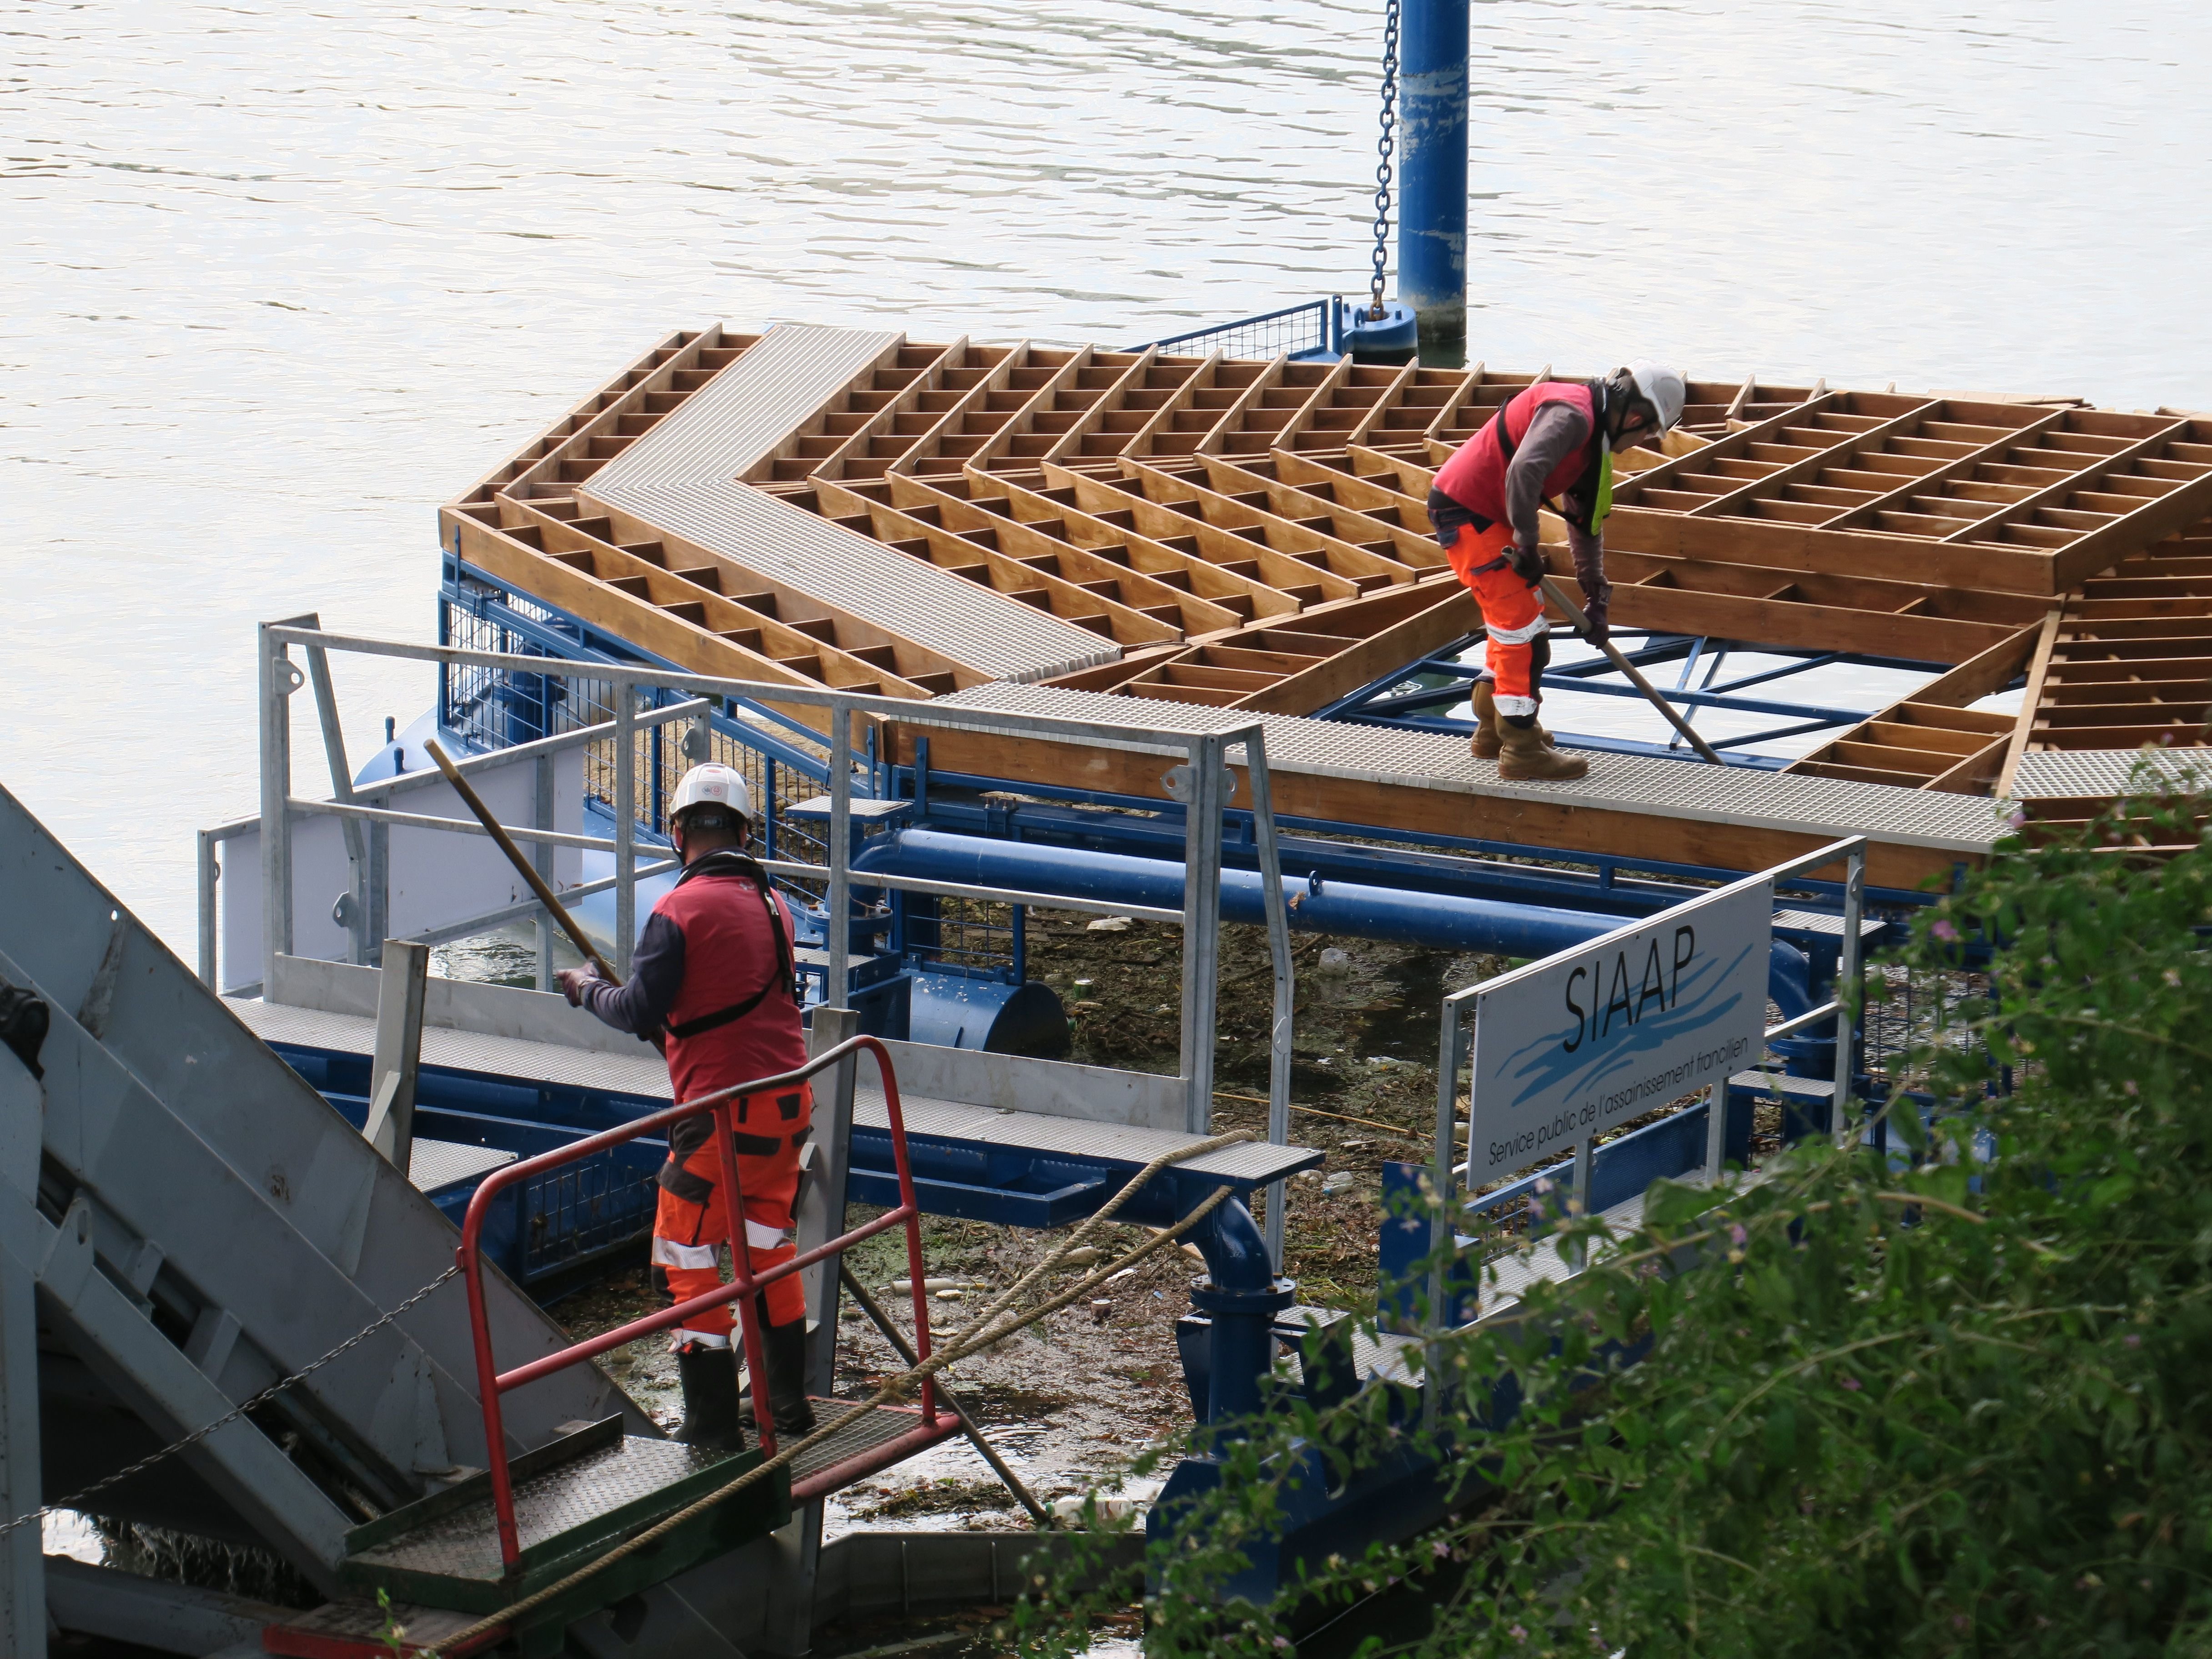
[852, 829, 1614, 960]
[1398, 0, 1469, 340]
[1188, 1196, 1293, 1426]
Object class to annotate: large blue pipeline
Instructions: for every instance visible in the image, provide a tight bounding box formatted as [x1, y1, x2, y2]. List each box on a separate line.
[854, 828, 1614, 960]
[854, 829, 1829, 1042]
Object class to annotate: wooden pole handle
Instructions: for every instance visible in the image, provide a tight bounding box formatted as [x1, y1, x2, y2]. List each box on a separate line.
[422, 740, 664, 1053]
[1538, 576, 1725, 766]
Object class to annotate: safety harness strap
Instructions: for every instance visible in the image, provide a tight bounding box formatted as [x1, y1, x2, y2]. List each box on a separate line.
[663, 852, 798, 1040]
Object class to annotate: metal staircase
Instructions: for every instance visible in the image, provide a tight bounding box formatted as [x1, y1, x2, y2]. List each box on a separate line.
[0, 779, 644, 1644]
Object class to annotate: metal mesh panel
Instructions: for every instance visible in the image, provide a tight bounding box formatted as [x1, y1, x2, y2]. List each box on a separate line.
[520, 1151, 657, 1278]
[439, 589, 835, 913]
[1861, 961, 1995, 1097]
[1134, 300, 1332, 362]
[900, 895, 1017, 977]
[444, 596, 619, 762]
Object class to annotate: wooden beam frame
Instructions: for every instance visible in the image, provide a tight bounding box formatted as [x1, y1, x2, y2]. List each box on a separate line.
[1996, 610, 2066, 797]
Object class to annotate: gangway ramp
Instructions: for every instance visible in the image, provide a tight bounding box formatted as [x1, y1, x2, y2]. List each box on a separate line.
[0, 780, 642, 1597]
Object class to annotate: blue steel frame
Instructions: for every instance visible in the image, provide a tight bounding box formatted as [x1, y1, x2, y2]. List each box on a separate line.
[1319, 629, 1956, 769]
[437, 555, 1952, 973]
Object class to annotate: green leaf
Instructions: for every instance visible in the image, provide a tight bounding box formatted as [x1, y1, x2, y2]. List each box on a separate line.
[1763, 1402, 1796, 1468]
[2090, 1172, 2137, 1209]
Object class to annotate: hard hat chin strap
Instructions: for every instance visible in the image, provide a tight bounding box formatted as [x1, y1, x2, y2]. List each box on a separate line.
[1599, 372, 1660, 445]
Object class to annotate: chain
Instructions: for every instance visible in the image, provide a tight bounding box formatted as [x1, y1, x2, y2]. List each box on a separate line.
[0, 1265, 460, 1542]
[1369, 0, 1402, 320]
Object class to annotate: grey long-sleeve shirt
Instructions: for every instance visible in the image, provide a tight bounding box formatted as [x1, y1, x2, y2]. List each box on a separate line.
[1504, 402, 1607, 610]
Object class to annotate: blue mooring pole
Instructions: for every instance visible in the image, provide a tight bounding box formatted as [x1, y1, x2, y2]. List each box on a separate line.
[1398, 0, 1469, 344]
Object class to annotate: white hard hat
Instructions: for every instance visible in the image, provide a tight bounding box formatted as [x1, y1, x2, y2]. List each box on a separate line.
[1624, 360, 1687, 431]
[669, 762, 754, 825]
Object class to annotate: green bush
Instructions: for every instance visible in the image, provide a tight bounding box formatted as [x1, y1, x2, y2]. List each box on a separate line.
[1026, 789, 2212, 1657]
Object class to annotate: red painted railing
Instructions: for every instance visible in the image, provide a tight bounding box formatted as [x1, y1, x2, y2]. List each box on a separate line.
[456, 1035, 932, 1571]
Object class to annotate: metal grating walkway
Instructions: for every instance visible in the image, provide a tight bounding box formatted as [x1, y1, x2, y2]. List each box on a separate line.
[348, 1436, 736, 1585]
[586, 323, 903, 494]
[850, 1084, 1320, 1187]
[231, 997, 672, 1099]
[583, 322, 1121, 684]
[409, 1138, 518, 1193]
[786, 1399, 962, 1501]
[930, 682, 2009, 855]
[2010, 747, 2212, 799]
[231, 998, 1315, 1187]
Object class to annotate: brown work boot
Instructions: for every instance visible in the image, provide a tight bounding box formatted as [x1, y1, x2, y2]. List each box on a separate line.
[1497, 721, 1589, 782]
[1468, 681, 1547, 760]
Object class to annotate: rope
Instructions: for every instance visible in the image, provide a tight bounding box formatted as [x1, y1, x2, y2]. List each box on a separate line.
[416, 1130, 1258, 1657]
[1369, 0, 1402, 319]
[0, 1265, 460, 1542]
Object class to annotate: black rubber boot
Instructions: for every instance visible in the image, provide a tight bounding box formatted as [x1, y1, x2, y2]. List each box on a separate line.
[739, 1317, 819, 1436]
[673, 1341, 744, 1452]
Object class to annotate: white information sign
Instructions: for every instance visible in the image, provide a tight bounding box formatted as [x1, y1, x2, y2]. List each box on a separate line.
[1464, 878, 1773, 1181]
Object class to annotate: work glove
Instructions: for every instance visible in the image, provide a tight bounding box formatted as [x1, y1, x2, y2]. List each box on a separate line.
[1507, 538, 1545, 585]
[1571, 539, 1611, 645]
[1580, 585, 1611, 646]
[555, 964, 606, 1007]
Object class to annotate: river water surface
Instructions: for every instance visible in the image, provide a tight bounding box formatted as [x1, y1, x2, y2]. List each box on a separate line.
[5, 0, 2208, 948]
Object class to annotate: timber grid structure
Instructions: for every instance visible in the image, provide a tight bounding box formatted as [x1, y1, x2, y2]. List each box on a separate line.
[442, 309, 2212, 870]
[7, 299, 2212, 1659]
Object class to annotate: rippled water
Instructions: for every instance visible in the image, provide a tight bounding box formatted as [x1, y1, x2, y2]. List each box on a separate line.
[5, 0, 2207, 948]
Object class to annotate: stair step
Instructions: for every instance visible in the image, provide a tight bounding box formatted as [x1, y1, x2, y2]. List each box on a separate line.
[788, 1397, 965, 1501]
[1770, 908, 1890, 940]
[342, 1417, 785, 1614]
[1730, 1069, 1836, 1100]
[264, 1599, 506, 1658]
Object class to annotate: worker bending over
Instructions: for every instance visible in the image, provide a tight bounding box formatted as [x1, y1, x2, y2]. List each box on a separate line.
[557, 763, 815, 1448]
[1430, 361, 1687, 782]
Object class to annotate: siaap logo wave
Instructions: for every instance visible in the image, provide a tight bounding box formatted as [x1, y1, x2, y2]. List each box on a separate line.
[1495, 929, 1762, 1114]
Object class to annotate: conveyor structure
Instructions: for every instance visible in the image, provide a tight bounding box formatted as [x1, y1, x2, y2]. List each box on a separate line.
[27, 656, 1352, 1654]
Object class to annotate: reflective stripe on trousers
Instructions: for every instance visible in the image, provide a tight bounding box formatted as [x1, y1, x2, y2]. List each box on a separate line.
[1446, 522, 1549, 719]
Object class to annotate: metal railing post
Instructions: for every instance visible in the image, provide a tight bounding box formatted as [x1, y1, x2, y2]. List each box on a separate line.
[258, 617, 311, 989]
[367, 790, 390, 950]
[1834, 844, 1867, 1144]
[196, 829, 219, 987]
[799, 1005, 861, 1394]
[533, 751, 556, 991]
[1424, 994, 1466, 1424]
[1177, 734, 1227, 1135]
[1568, 1132, 1593, 1272]
[826, 700, 853, 1009]
[302, 639, 369, 964]
[1244, 732, 1296, 1271]
[613, 681, 637, 978]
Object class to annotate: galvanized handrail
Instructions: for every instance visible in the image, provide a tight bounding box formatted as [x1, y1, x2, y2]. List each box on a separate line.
[231, 620, 1298, 1247]
[455, 1034, 929, 1571]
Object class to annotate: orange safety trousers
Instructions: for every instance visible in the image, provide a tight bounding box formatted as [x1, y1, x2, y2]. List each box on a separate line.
[650, 1082, 814, 1342]
[1444, 522, 1549, 719]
